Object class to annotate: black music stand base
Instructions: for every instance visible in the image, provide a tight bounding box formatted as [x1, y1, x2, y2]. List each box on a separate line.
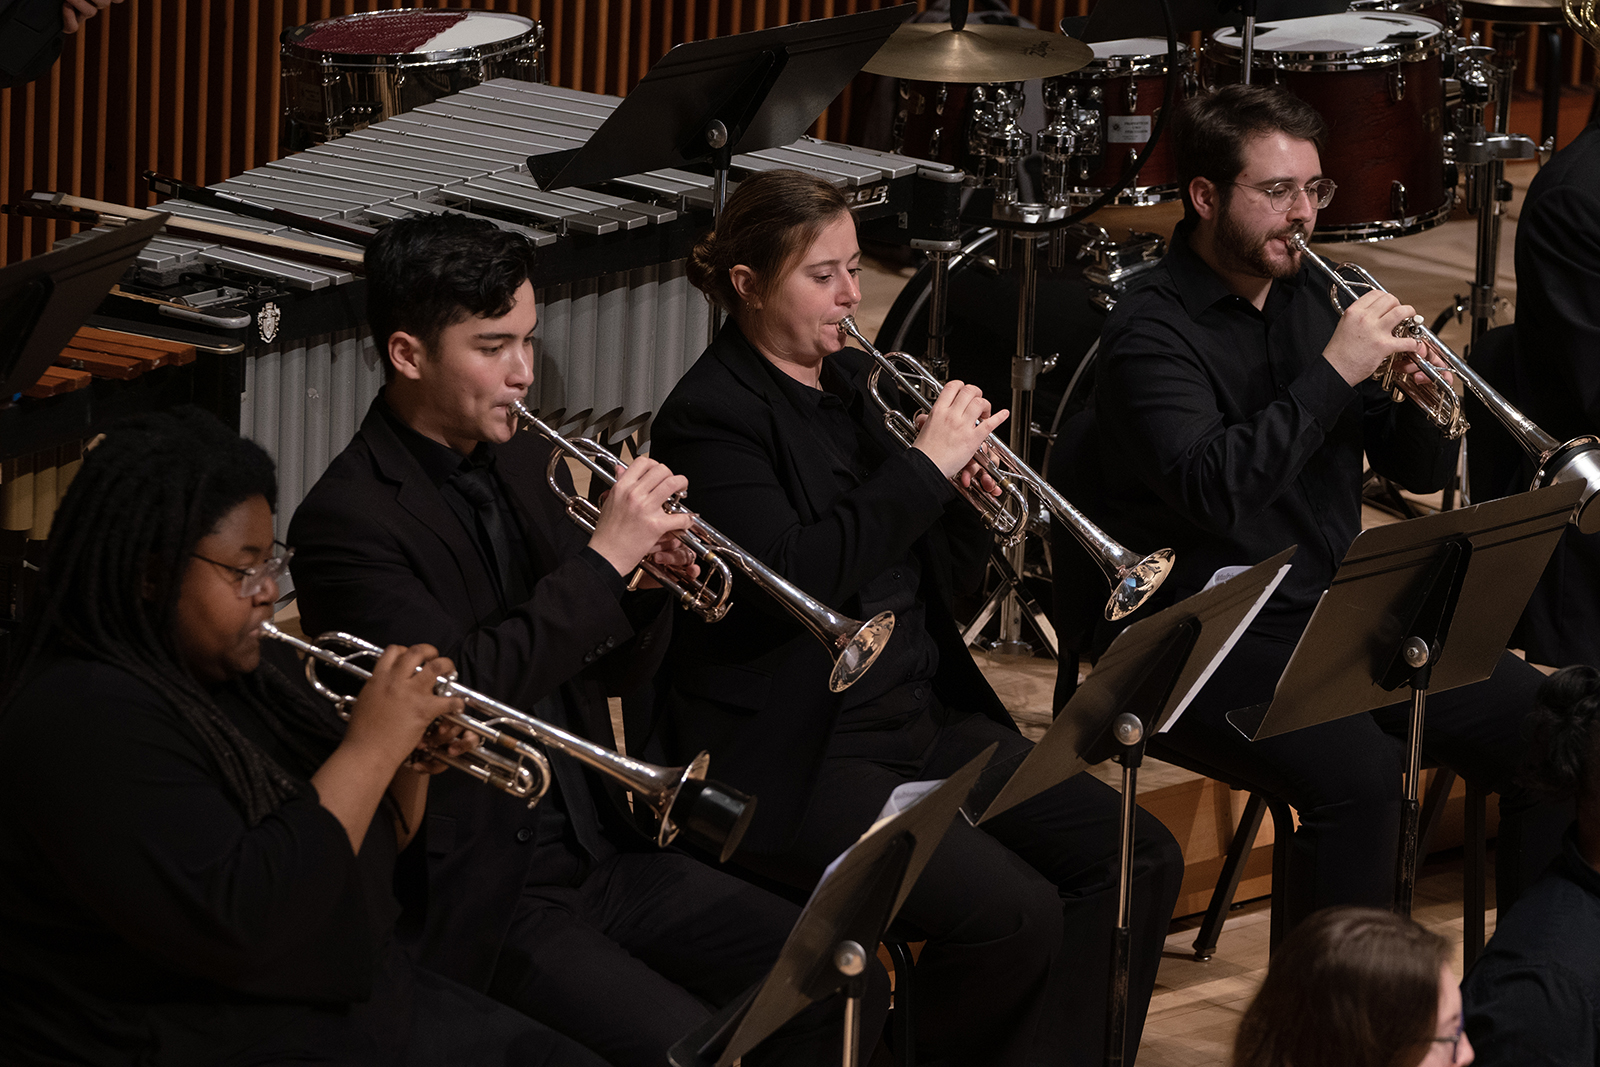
[1107, 712, 1145, 1067]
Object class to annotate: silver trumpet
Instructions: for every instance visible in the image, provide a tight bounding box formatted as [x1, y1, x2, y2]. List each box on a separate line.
[511, 400, 895, 693]
[837, 316, 1176, 622]
[1291, 233, 1600, 533]
[259, 621, 755, 860]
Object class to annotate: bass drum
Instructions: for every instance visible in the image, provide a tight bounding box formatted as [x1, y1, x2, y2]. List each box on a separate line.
[875, 228, 1108, 474]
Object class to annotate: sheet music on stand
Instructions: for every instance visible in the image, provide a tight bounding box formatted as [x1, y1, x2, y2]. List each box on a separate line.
[970, 546, 1295, 825]
[671, 747, 993, 1067]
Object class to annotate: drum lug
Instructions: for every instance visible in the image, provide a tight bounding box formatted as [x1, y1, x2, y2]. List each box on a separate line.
[1391, 180, 1408, 217]
[934, 83, 949, 117]
[1125, 77, 1138, 114]
[1389, 65, 1406, 102]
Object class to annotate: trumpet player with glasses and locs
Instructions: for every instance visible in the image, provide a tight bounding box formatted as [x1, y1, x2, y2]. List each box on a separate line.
[1068, 82, 1569, 933]
[287, 212, 884, 1067]
[0, 407, 608, 1066]
[630, 168, 1184, 1067]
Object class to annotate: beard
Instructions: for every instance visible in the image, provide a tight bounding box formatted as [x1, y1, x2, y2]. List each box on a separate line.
[1215, 204, 1306, 281]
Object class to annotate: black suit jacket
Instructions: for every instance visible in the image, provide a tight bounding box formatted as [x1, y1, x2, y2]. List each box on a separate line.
[637, 323, 1013, 856]
[288, 397, 671, 990]
[1509, 120, 1600, 667]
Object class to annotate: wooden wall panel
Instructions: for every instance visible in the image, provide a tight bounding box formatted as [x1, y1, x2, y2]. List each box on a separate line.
[2, 0, 1595, 265]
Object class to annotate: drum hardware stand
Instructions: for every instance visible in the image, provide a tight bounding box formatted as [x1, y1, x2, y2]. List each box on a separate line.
[669, 751, 994, 1067]
[966, 551, 1292, 1067]
[1228, 484, 1581, 918]
[908, 237, 963, 381]
[1240, 0, 1259, 85]
[1438, 40, 1534, 509]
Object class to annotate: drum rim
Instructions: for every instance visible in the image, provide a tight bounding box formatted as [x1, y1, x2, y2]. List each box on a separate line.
[1048, 38, 1196, 79]
[1310, 197, 1455, 242]
[1063, 183, 1183, 207]
[281, 9, 540, 65]
[1204, 13, 1444, 68]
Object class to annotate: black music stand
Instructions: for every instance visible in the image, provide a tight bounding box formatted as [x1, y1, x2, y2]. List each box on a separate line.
[668, 746, 994, 1067]
[967, 547, 1294, 1067]
[528, 5, 915, 222]
[1229, 482, 1584, 915]
[0, 213, 168, 397]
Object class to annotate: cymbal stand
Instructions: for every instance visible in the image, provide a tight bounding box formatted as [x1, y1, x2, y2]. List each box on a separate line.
[1440, 40, 1535, 506]
[962, 88, 1062, 657]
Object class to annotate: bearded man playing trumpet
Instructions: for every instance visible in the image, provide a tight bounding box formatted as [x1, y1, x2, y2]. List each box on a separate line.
[634, 168, 1185, 1067]
[1078, 83, 1568, 932]
[288, 212, 878, 1067]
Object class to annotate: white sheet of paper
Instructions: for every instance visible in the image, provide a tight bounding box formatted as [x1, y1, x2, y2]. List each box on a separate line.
[1157, 562, 1293, 734]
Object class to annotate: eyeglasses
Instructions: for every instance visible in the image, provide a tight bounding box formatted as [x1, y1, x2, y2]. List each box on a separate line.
[1428, 1017, 1465, 1061]
[1226, 178, 1338, 212]
[192, 542, 294, 599]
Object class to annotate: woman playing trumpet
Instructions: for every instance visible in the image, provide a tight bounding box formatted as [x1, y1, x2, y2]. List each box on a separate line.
[637, 168, 1184, 1067]
[0, 408, 604, 1066]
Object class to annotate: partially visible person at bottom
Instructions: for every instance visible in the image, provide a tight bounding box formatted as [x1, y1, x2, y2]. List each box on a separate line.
[1464, 665, 1600, 1066]
[0, 408, 604, 1067]
[1235, 906, 1473, 1067]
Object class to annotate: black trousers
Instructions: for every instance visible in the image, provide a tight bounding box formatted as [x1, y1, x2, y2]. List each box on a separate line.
[487, 849, 886, 1067]
[400, 965, 609, 1067]
[1155, 632, 1572, 928]
[741, 702, 1185, 1067]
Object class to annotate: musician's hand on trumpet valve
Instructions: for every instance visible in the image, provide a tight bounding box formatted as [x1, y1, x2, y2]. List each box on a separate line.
[1322, 289, 1432, 387]
[910, 379, 1010, 497]
[309, 642, 465, 851]
[587, 457, 699, 586]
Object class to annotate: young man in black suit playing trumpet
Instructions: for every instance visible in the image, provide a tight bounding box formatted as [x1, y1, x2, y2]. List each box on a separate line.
[289, 212, 879, 1067]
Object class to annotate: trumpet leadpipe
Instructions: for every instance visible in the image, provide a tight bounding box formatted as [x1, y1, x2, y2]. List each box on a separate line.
[511, 400, 895, 692]
[1290, 232, 1600, 532]
[258, 621, 755, 859]
[836, 316, 1175, 621]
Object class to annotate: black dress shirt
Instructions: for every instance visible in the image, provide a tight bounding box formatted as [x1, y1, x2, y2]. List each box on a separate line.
[377, 398, 625, 874]
[1090, 221, 1457, 641]
[757, 352, 946, 720]
[1463, 829, 1600, 1065]
[0, 651, 414, 1065]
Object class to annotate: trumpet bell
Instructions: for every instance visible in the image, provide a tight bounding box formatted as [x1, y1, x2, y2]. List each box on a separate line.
[829, 610, 897, 693]
[1535, 435, 1600, 535]
[673, 774, 759, 863]
[1109, 548, 1177, 622]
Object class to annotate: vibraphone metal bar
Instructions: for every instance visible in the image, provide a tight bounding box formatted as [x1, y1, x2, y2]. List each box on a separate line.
[36, 78, 954, 538]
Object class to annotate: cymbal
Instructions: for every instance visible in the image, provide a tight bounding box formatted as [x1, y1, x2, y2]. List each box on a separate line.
[863, 23, 1093, 83]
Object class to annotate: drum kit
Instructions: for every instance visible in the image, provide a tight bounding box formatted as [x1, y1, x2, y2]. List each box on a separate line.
[865, 0, 1563, 657]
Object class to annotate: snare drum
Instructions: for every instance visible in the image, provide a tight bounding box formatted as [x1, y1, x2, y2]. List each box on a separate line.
[1039, 38, 1196, 207]
[280, 9, 545, 150]
[1204, 12, 1452, 242]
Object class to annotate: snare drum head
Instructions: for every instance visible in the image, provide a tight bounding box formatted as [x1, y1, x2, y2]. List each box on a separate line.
[283, 9, 534, 60]
[1209, 12, 1443, 64]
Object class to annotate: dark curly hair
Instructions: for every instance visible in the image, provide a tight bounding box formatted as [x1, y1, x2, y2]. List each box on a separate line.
[6, 407, 346, 824]
[1518, 665, 1600, 801]
[364, 211, 540, 380]
[686, 169, 853, 314]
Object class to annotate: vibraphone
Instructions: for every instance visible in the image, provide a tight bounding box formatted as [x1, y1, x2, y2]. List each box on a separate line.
[36, 78, 958, 537]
